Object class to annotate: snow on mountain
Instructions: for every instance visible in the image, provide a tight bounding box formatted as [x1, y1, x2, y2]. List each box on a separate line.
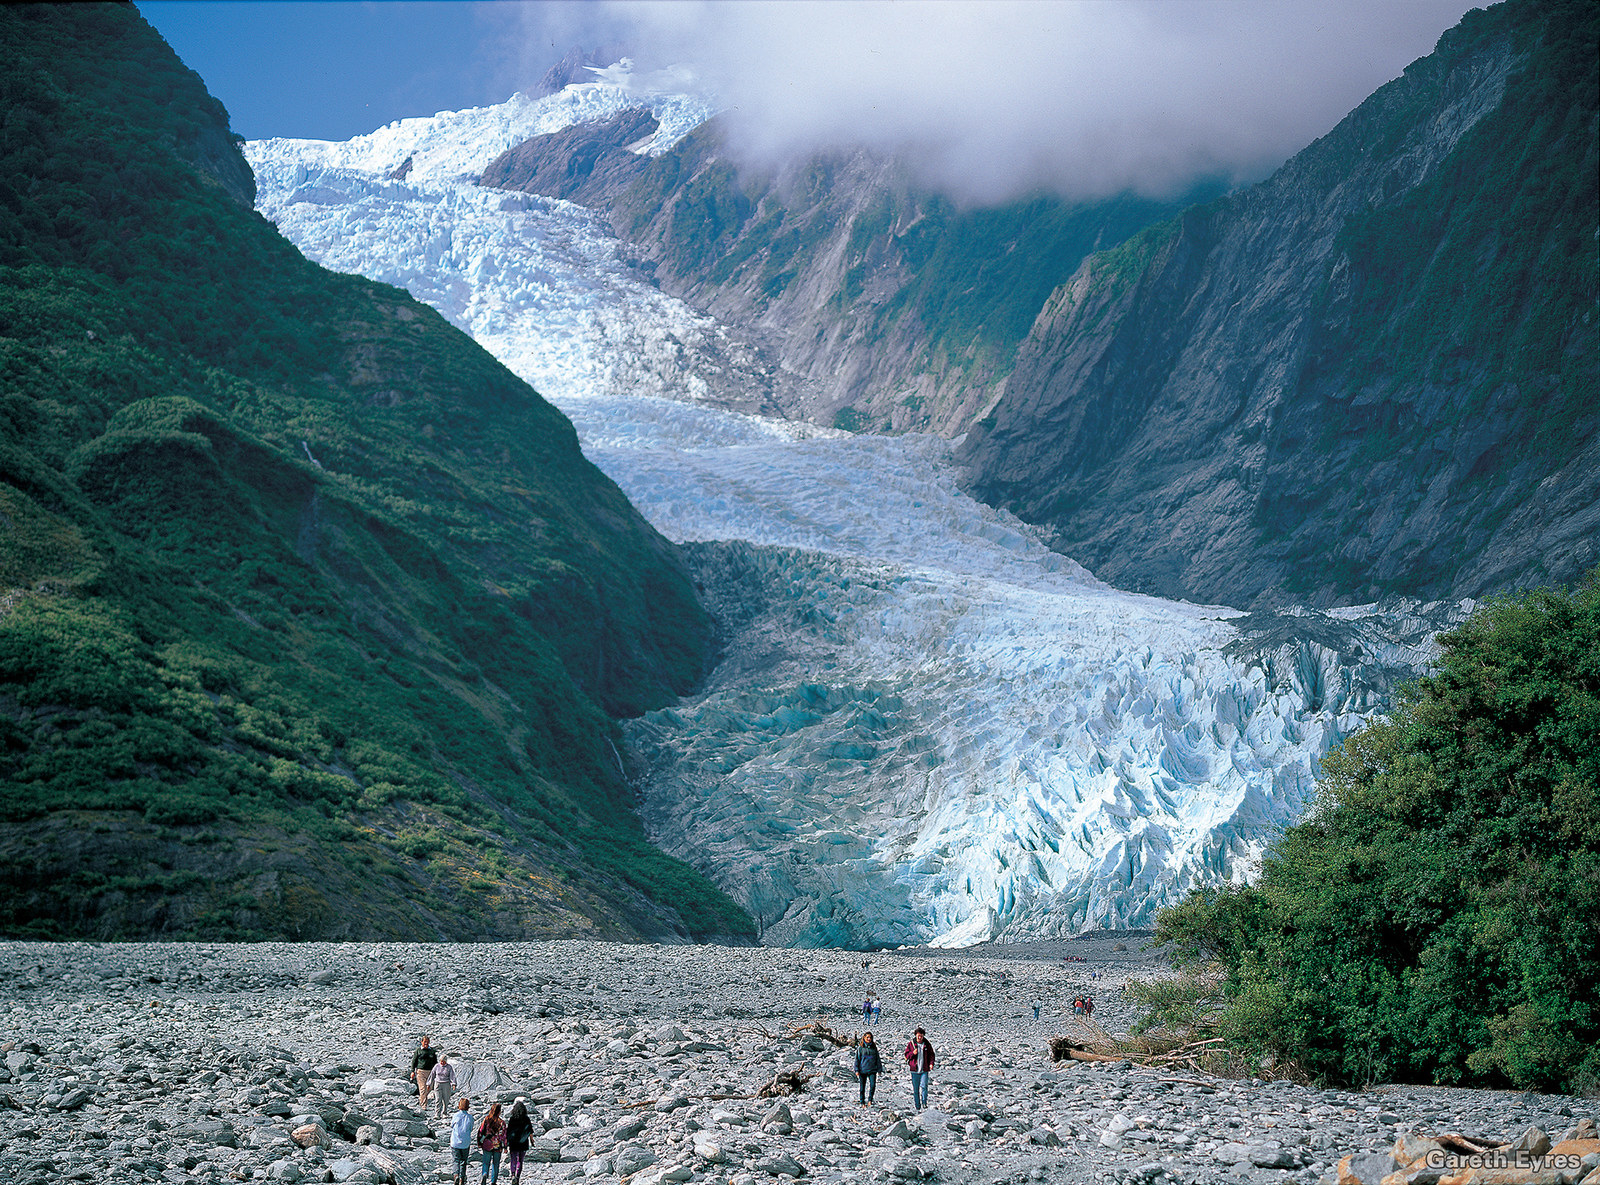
[246, 86, 1456, 947]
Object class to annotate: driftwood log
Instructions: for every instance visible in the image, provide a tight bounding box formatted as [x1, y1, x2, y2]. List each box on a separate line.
[757, 1066, 816, 1097]
[786, 1020, 856, 1048]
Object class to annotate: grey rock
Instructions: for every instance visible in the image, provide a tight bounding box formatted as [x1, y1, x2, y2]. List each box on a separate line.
[1340, 1153, 1400, 1185]
[1249, 1147, 1297, 1169]
[756, 1151, 806, 1177]
[613, 1143, 655, 1175]
[1511, 1127, 1552, 1158]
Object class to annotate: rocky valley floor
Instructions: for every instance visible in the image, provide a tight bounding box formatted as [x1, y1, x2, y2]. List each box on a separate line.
[0, 940, 1592, 1185]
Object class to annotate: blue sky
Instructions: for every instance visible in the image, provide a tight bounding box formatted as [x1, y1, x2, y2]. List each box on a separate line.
[135, 2, 572, 142]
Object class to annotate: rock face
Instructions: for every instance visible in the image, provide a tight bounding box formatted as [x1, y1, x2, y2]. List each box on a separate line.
[480, 107, 659, 207]
[960, 0, 1599, 608]
[481, 115, 1209, 435]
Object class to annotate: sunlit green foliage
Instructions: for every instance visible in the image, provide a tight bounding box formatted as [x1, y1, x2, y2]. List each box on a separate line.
[1153, 574, 1600, 1093]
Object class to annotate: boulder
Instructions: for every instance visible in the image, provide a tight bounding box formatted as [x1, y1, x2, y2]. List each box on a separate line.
[1249, 1147, 1298, 1169]
[755, 1152, 805, 1178]
[1513, 1129, 1554, 1159]
[613, 1144, 655, 1175]
[1341, 1153, 1403, 1185]
[450, 1061, 515, 1100]
[357, 1080, 410, 1099]
[175, 1119, 239, 1149]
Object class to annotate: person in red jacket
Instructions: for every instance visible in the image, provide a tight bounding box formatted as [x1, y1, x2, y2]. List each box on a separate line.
[903, 1027, 935, 1110]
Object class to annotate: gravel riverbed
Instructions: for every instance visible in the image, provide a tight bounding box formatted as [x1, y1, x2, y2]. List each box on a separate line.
[0, 940, 1591, 1185]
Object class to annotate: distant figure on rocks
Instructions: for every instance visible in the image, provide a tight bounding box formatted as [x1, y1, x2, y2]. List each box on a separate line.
[412, 1035, 438, 1109]
[449, 1097, 474, 1185]
[475, 1100, 508, 1185]
[430, 1053, 456, 1118]
[853, 1032, 882, 1105]
[1032, 1000, 1042, 1020]
[904, 1027, 935, 1111]
[1084, 996, 1095, 1021]
[863, 995, 873, 1024]
[505, 1098, 534, 1185]
[871, 995, 881, 1024]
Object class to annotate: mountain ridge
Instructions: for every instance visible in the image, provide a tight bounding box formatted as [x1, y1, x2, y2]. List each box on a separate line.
[962, 0, 1598, 608]
[0, 3, 749, 943]
[479, 0, 1595, 611]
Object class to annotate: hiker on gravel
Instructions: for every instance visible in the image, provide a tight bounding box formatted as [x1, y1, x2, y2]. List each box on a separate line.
[871, 995, 881, 1023]
[412, 1035, 438, 1109]
[476, 1100, 508, 1185]
[1032, 1000, 1042, 1020]
[1084, 996, 1095, 1020]
[505, 1098, 534, 1185]
[449, 1097, 474, 1185]
[430, 1053, 456, 1118]
[854, 1032, 882, 1105]
[863, 995, 873, 1024]
[904, 1027, 935, 1111]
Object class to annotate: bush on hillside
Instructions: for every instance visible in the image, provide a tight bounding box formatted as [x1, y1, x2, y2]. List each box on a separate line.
[1151, 572, 1600, 1094]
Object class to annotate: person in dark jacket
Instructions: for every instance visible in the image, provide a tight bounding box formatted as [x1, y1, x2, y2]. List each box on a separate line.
[411, 1036, 438, 1110]
[904, 1027, 935, 1111]
[853, 1032, 882, 1105]
[504, 1098, 534, 1185]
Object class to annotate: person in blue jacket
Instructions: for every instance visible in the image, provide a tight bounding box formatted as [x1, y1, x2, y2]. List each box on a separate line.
[853, 1032, 883, 1105]
[450, 1097, 475, 1185]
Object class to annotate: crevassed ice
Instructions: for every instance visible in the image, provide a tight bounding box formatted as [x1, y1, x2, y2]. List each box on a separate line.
[246, 87, 1451, 947]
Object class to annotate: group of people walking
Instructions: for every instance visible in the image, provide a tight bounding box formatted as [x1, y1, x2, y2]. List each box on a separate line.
[852, 1027, 936, 1110]
[412, 973, 1091, 1173]
[413, 1037, 534, 1185]
[449, 1098, 535, 1185]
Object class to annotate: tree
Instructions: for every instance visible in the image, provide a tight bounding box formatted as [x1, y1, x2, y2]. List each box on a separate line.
[1154, 571, 1600, 1092]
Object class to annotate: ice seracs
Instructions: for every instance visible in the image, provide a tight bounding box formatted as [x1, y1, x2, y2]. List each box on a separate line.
[246, 81, 1456, 947]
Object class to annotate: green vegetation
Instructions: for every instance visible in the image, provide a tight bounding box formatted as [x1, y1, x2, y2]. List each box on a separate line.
[0, 4, 751, 940]
[1148, 574, 1600, 1093]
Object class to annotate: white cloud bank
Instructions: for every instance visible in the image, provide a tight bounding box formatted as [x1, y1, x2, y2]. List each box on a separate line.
[498, 0, 1479, 204]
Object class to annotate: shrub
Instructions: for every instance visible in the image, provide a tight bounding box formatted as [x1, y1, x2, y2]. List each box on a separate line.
[1153, 572, 1600, 1093]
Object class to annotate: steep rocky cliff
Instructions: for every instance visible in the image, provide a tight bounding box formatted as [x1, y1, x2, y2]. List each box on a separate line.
[960, 0, 1598, 608]
[0, 5, 747, 941]
[481, 119, 1212, 433]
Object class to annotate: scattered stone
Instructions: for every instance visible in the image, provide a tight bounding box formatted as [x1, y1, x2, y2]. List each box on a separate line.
[0, 940, 1590, 1185]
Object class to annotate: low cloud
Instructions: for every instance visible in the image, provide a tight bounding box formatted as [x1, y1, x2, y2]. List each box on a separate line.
[499, 0, 1477, 205]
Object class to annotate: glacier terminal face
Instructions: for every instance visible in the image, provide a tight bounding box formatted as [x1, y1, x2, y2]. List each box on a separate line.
[247, 86, 1458, 947]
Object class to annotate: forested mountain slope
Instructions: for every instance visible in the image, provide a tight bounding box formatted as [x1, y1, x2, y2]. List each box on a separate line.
[961, 0, 1598, 608]
[0, 4, 747, 941]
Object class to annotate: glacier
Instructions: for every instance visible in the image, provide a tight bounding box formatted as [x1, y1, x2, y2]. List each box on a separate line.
[245, 81, 1459, 948]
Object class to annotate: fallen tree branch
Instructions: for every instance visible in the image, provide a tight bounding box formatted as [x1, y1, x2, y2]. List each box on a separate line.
[786, 1020, 855, 1048]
